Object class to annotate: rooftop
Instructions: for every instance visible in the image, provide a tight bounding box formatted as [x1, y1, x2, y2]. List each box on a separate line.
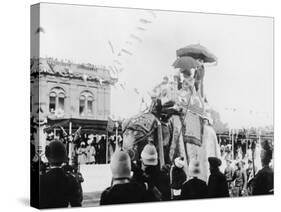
[30, 57, 117, 85]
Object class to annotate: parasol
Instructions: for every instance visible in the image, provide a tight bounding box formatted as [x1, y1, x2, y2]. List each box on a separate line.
[172, 56, 199, 71]
[176, 44, 217, 63]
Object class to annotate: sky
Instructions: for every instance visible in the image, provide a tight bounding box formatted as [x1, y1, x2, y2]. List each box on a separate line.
[36, 3, 274, 128]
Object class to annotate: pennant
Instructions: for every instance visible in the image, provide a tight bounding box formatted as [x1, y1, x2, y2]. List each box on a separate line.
[113, 60, 122, 66]
[136, 26, 146, 31]
[107, 117, 115, 132]
[35, 26, 45, 34]
[108, 40, 115, 54]
[121, 48, 133, 56]
[130, 34, 142, 43]
[139, 18, 152, 24]
[134, 88, 139, 95]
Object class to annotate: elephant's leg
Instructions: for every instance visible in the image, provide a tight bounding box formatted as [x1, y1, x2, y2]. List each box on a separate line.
[168, 115, 189, 175]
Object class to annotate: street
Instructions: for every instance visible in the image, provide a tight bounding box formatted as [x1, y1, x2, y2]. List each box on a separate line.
[80, 164, 112, 207]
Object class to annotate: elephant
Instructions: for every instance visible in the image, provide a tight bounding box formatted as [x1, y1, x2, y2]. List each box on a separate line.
[122, 109, 221, 183]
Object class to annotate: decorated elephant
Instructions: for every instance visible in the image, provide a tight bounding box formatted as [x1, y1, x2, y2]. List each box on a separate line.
[122, 107, 221, 183]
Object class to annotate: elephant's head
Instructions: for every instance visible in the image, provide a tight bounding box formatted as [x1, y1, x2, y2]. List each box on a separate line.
[122, 113, 158, 161]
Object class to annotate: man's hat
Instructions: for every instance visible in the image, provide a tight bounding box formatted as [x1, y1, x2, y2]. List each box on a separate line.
[110, 150, 131, 179]
[208, 157, 222, 167]
[260, 140, 273, 164]
[175, 157, 185, 168]
[45, 140, 68, 164]
[141, 143, 158, 166]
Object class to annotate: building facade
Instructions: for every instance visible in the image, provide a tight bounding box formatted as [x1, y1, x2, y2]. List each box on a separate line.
[30, 58, 117, 157]
[31, 57, 116, 122]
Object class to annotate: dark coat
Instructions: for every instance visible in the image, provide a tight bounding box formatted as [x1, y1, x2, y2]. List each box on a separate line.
[39, 168, 82, 209]
[180, 177, 208, 200]
[252, 166, 274, 195]
[207, 169, 229, 198]
[100, 182, 147, 205]
[170, 166, 187, 190]
[133, 166, 171, 201]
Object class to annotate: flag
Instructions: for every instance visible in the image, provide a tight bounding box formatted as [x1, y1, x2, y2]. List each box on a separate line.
[130, 34, 142, 43]
[119, 83, 125, 90]
[121, 48, 133, 56]
[139, 18, 152, 24]
[35, 26, 45, 34]
[134, 88, 139, 95]
[73, 127, 82, 141]
[136, 26, 146, 31]
[108, 40, 115, 54]
[107, 117, 115, 132]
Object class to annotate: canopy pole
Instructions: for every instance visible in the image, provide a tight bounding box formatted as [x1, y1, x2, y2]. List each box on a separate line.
[115, 122, 119, 151]
[232, 129, 234, 160]
[157, 120, 165, 169]
[106, 131, 109, 163]
[68, 121, 72, 165]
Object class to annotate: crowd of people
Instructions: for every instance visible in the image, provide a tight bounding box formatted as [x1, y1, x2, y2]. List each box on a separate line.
[219, 140, 274, 197]
[35, 136, 273, 208]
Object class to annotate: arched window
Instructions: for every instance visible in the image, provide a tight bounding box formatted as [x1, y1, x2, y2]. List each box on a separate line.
[49, 87, 66, 113]
[79, 91, 94, 116]
[79, 95, 86, 115]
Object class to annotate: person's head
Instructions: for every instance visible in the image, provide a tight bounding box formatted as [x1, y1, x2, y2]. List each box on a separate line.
[163, 76, 169, 84]
[236, 161, 242, 169]
[174, 157, 185, 169]
[141, 143, 158, 169]
[45, 140, 68, 166]
[188, 159, 201, 177]
[196, 58, 204, 66]
[260, 140, 273, 167]
[173, 74, 180, 82]
[248, 159, 253, 167]
[110, 150, 131, 180]
[226, 159, 232, 166]
[208, 157, 222, 173]
[182, 68, 195, 79]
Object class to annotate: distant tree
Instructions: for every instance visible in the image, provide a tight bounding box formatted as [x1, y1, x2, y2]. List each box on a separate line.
[208, 109, 228, 133]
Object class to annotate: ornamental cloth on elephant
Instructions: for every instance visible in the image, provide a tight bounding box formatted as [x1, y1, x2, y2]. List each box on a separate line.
[177, 86, 204, 147]
[181, 111, 204, 146]
[122, 113, 158, 160]
[122, 113, 157, 141]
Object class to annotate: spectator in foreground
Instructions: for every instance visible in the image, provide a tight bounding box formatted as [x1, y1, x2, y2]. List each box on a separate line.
[207, 157, 229, 198]
[39, 140, 82, 209]
[139, 143, 171, 201]
[252, 140, 274, 195]
[100, 150, 146, 205]
[170, 157, 187, 200]
[181, 159, 208, 200]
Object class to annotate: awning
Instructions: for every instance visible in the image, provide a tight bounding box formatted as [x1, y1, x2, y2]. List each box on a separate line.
[45, 118, 108, 134]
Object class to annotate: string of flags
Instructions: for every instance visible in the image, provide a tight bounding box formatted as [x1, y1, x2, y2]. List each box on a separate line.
[106, 9, 157, 78]
[105, 10, 157, 111]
